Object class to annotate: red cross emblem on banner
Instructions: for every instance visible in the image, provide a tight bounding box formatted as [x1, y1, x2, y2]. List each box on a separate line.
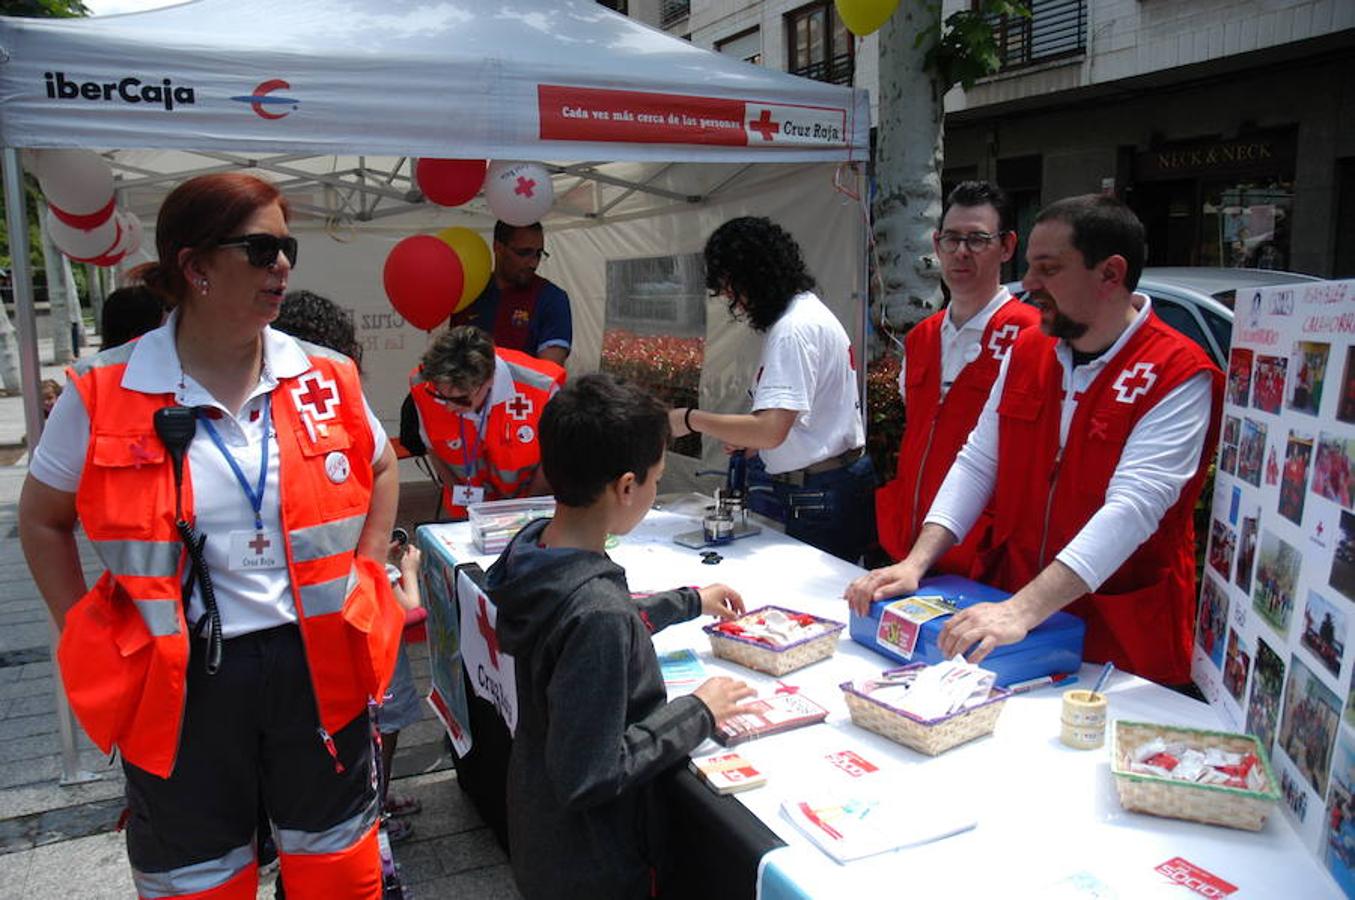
[515, 176, 536, 198]
[476, 594, 500, 668]
[1112, 362, 1157, 404]
[506, 392, 534, 421]
[291, 371, 340, 421]
[987, 324, 1021, 362]
[749, 109, 779, 141]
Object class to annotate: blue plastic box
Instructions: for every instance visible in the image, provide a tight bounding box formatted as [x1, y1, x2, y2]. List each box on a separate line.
[848, 574, 1085, 687]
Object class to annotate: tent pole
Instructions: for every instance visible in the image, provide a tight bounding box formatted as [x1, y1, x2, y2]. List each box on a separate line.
[1, 147, 99, 787]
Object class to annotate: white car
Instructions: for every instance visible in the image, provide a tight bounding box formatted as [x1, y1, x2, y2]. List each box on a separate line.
[1012, 267, 1322, 369]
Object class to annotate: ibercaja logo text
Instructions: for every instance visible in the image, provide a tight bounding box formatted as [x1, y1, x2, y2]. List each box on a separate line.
[44, 71, 195, 111]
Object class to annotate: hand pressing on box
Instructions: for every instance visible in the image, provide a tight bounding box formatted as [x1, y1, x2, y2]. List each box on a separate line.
[693, 676, 757, 727]
[698, 583, 745, 620]
[844, 561, 922, 616]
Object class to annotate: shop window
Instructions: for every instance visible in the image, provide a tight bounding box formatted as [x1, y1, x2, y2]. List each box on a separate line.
[601, 254, 706, 458]
[1201, 180, 1294, 270]
[718, 27, 763, 66]
[787, 2, 853, 86]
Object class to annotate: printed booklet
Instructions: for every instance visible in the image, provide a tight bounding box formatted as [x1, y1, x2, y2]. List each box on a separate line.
[714, 692, 829, 746]
[689, 752, 767, 795]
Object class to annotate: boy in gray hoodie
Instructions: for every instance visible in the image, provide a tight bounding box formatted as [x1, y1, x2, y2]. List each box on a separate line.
[490, 373, 755, 899]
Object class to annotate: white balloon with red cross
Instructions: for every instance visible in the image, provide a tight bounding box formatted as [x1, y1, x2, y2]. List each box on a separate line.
[483, 161, 554, 227]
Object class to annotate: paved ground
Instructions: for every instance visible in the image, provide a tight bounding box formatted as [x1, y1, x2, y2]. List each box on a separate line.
[0, 340, 519, 899]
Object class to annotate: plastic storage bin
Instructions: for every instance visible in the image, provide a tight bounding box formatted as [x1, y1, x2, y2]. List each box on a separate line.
[467, 497, 556, 554]
[848, 574, 1084, 687]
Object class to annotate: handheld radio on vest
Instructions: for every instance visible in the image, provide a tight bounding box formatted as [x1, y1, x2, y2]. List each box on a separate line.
[153, 406, 224, 675]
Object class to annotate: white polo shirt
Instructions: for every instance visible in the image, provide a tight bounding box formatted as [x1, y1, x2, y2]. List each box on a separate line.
[31, 314, 388, 638]
[751, 291, 865, 475]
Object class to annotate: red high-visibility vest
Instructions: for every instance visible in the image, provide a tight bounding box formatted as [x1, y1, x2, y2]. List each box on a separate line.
[409, 348, 564, 518]
[57, 342, 402, 778]
[977, 315, 1223, 684]
[876, 299, 1040, 572]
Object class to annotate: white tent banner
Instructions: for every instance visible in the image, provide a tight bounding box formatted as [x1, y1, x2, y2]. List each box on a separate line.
[0, 0, 869, 162]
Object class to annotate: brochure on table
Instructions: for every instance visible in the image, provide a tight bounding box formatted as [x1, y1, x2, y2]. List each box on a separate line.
[1195, 278, 1355, 896]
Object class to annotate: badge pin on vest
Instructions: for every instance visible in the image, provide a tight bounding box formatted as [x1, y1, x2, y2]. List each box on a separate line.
[516, 424, 534, 443]
[325, 451, 350, 484]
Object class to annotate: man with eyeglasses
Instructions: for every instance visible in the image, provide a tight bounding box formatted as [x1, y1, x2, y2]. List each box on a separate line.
[874, 181, 1040, 576]
[850, 195, 1222, 688]
[452, 220, 572, 366]
[404, 325, 565, 519]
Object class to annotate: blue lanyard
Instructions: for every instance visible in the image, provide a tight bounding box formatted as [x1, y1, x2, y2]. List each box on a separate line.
[198, 393, 271, 531]
[455, 400, 491, 481]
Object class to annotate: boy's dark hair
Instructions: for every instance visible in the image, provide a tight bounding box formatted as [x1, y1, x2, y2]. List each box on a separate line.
[275, 290, 363, 367]
[1035, 194, 1147, 290]
[100, 285, 164, 349]
[493, 220, 543, 246]
[540, 373, 669, 507]
[943, 180, 1013, 234]
[704, 216, 814, 333]
[421, 325, 496, 390]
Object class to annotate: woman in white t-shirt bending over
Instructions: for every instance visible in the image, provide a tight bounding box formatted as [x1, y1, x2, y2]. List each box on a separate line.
[669, 216, 875, 563]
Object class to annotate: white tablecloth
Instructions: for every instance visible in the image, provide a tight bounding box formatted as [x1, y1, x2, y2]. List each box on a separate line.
[420, 495, 1342, 899]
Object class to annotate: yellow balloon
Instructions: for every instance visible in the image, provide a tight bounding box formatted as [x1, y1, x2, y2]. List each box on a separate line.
[834, 0, 900, 37]
[435, 226, 493, 314]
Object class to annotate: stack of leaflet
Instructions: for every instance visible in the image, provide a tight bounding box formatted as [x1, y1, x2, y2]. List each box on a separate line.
[467, 498, 556, 554]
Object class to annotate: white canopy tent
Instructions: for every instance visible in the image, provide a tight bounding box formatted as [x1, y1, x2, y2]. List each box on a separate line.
[0, 0, 872, 777]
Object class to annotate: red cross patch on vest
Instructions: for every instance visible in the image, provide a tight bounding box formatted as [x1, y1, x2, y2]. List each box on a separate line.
[291, 371, 340, 421]
[987, 323, 1021, 362]
[1112, 362, 1158, 404]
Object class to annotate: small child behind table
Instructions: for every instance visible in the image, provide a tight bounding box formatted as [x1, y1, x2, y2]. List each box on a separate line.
[377, 537, 427, 842]
[488, 373, 756, 900]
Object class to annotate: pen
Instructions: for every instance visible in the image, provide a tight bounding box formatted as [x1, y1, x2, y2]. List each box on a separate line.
[1088, 661, 1115, 702]
[1007, 673, 1078, 694]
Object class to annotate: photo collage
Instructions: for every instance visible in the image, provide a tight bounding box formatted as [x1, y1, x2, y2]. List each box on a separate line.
[1196, 280, 1355, 888]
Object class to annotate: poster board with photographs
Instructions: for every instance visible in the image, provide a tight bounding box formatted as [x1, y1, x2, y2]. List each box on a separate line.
[1196, 278, 1355, 896]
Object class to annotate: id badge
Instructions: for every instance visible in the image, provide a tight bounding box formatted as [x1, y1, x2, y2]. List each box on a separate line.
[452, 484, 486, 507]
[228, 529, 286, 571]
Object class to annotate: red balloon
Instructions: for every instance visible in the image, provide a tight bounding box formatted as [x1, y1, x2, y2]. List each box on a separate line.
[415, 158, 487, 208]
[383, 235, 464, 331]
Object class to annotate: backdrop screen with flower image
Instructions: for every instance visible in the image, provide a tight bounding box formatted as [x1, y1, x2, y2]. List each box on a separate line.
[600, 254, 706, 457]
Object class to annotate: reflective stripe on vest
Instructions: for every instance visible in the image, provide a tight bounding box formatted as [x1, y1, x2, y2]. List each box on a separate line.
[288, 514, 366, 563]
[134, 599, 181, 638]
[132, 840, 254, 898]
[91, 539, 180, 578]
[275, 798, 378, 855]
[299, 567, 358, 618]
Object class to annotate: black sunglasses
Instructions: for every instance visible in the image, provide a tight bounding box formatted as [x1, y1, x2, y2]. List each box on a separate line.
[217, 233, 298, 269]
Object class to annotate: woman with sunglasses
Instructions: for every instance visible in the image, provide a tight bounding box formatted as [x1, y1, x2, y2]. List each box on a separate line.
[20, 173, 401, 900]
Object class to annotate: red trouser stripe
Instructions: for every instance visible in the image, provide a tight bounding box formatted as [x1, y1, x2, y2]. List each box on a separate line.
[277, 822, 381, 900]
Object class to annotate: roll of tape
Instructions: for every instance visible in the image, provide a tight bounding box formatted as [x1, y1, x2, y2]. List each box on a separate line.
[1060, 689, 1108, 749]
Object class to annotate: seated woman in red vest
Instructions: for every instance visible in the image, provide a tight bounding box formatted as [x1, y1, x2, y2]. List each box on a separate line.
[404, 325, 565, 520]
[19, 173, 402, 900]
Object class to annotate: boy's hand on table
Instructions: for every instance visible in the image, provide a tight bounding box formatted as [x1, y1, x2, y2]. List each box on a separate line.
[698, 584, 745, 619]
[693, 676, 757, 727]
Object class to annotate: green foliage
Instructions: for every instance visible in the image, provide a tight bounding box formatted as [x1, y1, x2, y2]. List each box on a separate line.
[915, 0, 1030, 93]
[0, 0, 89, 17]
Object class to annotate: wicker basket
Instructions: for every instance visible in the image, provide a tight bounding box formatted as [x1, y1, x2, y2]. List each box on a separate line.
[1110, 720, 1280, 831]
[703, 606, 844, 676]
[839, 666, 1010, 756]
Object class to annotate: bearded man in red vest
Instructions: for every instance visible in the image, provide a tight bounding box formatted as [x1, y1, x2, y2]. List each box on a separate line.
[874, 181, 1040, 574]
[849, 195, 1222, 686]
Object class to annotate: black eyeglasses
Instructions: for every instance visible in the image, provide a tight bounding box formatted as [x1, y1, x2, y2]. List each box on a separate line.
[935, 231, 1006, 254]
[217, 233, 299, 268]
[425, 382, 476, 407]
[508, 246, 549, 260]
